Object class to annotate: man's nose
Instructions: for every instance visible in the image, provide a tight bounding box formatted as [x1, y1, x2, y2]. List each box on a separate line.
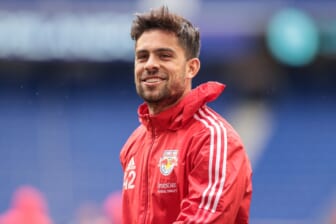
[144, 55, 159, 72]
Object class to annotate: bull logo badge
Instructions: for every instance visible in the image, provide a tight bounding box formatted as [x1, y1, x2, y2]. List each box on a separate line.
[159, 150, 178, 176]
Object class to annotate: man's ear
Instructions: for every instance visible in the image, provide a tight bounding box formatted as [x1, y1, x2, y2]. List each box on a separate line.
[186, 58, 201, 79]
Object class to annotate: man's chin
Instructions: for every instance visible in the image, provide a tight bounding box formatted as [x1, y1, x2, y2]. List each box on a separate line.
[140, 90, 163, 101]
[143, 96, 162, 104]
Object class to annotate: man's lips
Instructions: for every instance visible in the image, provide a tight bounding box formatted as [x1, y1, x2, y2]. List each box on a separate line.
[143, 77, 163, 83]
[141, 76, 166, 84]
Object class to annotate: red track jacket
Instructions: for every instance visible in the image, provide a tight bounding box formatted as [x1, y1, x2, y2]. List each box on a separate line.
[120, 82, 252, 224]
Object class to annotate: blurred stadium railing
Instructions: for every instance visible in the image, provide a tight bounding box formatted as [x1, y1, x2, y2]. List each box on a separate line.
[0, 1, 335, 224]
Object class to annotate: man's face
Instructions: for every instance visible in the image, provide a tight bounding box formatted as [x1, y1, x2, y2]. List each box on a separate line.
[134, 29, 192, 114]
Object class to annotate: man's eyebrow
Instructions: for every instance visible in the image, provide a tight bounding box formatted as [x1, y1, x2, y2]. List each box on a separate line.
[135, 49, 148, 55]
[155, 48, 174, 53]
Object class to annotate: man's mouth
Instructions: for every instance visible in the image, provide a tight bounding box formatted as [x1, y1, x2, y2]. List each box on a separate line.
[144, 78, 163, 83]
[141, 75, 166, 85]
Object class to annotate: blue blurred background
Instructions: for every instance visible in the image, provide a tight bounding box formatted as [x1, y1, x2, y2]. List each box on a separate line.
[0, 0, 335, 223]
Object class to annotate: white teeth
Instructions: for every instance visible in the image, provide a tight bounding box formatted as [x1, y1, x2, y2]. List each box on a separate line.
[145, 78, 161, 83]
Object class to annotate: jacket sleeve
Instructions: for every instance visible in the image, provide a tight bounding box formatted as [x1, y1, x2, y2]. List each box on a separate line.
[174, 124, 252, 224]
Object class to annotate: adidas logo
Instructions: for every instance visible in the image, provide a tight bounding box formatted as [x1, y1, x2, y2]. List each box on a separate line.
[126, 157, 136, 171]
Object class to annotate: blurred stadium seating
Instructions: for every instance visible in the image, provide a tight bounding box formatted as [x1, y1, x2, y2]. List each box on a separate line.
[0, 1, 335, 223]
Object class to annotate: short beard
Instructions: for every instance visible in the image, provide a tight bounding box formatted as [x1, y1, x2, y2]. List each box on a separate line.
[136, 84, 169, 103]
[137, 83, 185, 111]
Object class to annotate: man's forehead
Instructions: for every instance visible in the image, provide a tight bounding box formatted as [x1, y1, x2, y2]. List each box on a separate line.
[136, 30, 177, 44]
[135, 31, 182, 53]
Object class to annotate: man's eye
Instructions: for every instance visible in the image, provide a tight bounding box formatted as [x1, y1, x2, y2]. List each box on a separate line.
[160, 54, 171, 59]
[137, 55, 147, 61]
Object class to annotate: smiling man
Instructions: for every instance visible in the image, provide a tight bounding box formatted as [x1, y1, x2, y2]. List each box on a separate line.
[120, 6, 252, 224]
[134, 29, 199, 114]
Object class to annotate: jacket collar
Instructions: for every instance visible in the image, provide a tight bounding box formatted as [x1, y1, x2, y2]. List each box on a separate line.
[138, 81, 225, 132]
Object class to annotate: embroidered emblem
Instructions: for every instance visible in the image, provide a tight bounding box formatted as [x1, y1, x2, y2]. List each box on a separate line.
[158, 150, 178, 176]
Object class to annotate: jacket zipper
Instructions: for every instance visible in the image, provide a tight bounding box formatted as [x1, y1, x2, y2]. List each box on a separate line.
[142, 117, 156, 224]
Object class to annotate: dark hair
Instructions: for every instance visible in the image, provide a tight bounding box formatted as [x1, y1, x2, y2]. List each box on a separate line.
[130, 6, 200, 59]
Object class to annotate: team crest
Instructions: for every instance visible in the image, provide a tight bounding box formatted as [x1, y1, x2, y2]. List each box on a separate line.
[158, 150, 178, 176]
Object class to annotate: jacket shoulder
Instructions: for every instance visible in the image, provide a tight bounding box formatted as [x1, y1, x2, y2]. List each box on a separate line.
[192, 106, 245, 149]
[120, 125, 145, 165]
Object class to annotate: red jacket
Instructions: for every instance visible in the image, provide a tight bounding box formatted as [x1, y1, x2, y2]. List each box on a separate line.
[120, 82, 252, 224]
